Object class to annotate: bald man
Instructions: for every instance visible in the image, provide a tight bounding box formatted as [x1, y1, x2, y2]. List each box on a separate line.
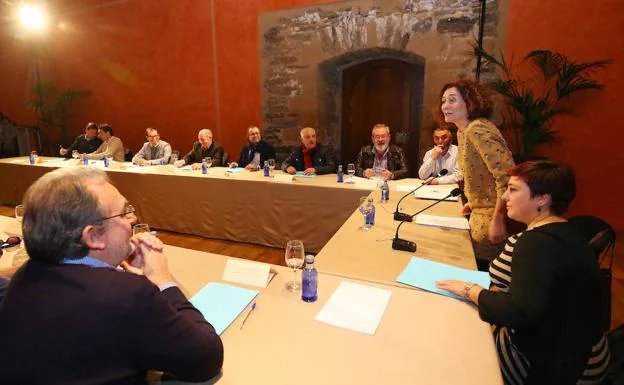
[282, 127, 336, 175]
[174, 128, 224, 169]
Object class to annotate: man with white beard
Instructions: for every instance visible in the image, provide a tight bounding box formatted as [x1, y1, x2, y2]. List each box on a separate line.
[355, 124, 409, 180]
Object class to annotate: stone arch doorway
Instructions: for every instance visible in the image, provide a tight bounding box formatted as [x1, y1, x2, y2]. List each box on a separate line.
[319, 48, 425, 176]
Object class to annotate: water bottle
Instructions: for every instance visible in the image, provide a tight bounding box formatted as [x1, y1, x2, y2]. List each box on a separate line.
[201, 159, 208, 174]
[301, 254, 318, 302]
[263, 160, 270, 177]
[82, 153, 88, 165]
[365, 197, 375, 226]
[337, 165, 344, 183]
[381, 180, 390, 202]
[103, 155, 110, 167]
[160, 158, 166, 165]
[28, 152, 35, 165]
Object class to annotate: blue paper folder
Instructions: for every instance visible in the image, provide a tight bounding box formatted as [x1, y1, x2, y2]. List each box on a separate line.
[295, 171, 316, 178]
[396, 256, 490, 299]
[227, 167, 245, 173]
[190, 282, 259, 335]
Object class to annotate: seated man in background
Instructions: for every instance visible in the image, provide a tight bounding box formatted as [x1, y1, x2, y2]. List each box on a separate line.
[59, 122, 103, 158]
[355, 124, 408, 180]
[418, 127, 462, 185]
[229, 125, 275, 171]
[174, 128, 224, 169]
[282, 127, 336, 175]
[132, 127, 172, 165]
[86, 123, 125, 162]
[0, 167, 223, 383]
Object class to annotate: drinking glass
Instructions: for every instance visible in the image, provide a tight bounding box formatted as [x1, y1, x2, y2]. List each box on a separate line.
[358, 196, 372, 231]
[267, 159, 276, 175]
[170, 151, 179, 165]
[72, 150, 79, 159]
[31, 151, 39, 164]
[204, 157, 212, 168]
[15, 205, 25, 224]
[133, 223, 150, 236]
[347, 163, 356, 183]
[284, 240, 305, 292]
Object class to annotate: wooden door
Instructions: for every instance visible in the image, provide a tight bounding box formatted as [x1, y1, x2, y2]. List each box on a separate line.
[341, 59, 423, 176]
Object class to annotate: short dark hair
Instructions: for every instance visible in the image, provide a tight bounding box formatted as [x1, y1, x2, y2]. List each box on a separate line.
[435, 79, 493, 127]
[22, 168, 109, 263]
[507, 160, 576, 215]
[86, 122, 98, 131]
[98, 124, 113, 136]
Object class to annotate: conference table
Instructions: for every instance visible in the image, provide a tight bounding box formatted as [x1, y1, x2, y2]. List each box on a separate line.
[0, 157, 375, 252]
[0, 215, 502, 385]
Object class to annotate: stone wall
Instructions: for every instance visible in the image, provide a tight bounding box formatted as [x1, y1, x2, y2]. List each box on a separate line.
[260, 0, 506, 163]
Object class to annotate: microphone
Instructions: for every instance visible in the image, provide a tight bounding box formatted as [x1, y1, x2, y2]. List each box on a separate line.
[393, 169, 448, 222]
[392, 187, 462, 252]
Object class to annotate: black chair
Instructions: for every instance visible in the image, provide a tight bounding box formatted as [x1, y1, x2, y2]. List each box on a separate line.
[568, 215, 616, 333]
[222, 152, 229, 166]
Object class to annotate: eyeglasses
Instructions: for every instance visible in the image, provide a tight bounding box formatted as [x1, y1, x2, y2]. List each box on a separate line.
[96, 204, 136, 223]
[0, 236, 21, 249]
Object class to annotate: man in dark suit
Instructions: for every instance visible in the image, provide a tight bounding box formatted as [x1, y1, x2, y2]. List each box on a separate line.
[174, 128, 224, 169]
[229, 125, 276, 171]
[282, 127, 336, 175]
[59, 122, 103, 158]
[0, 167, 223, 384]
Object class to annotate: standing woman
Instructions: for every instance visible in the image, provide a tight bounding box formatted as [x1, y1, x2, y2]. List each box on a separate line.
[437, 161, 609, 384]
[437, 80, 515, 268]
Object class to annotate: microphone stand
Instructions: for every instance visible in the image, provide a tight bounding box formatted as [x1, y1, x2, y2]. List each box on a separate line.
[392, 188, 461, 252]
[393, 169, 448, 222]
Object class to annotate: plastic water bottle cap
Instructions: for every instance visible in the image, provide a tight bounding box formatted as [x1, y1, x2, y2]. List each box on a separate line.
[305, 254, 314, 263]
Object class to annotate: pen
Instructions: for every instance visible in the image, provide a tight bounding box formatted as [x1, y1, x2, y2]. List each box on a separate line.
[239, 302, 256, 329]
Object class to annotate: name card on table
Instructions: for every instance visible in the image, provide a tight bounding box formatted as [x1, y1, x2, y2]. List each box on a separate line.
[396, 256, 490, 299]
[414, 214, 470, 230]
[414, 185, 459, 201]
[190, 282, 259, 335]
[315, 281, 392, 336]
[395, 184, 418, 192]
[222, 259, 272, 288]
[273, 174, 294, 183]
[351, 176, 379, 190]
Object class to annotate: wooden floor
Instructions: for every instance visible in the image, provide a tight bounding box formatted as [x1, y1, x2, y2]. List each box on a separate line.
[2, 204, 622, 330]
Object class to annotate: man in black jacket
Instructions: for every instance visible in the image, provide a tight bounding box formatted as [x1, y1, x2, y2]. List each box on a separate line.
[282, 127, 336, 175]
[0, 167, 223, 384]
[174, 128, 224, 169]
[59, 122, 103, 158]
[355, 124, 409, 180]
[229, 125, 276, 171]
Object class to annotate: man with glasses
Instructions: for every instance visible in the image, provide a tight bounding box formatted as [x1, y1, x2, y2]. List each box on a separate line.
[132, 127, 172, 165]
[174, 128, 224, 169]
[355, 124, 409, 180]
[229, 125, 276, 171]
[59, 122, 103, 158]
[0, 168, 223, 383]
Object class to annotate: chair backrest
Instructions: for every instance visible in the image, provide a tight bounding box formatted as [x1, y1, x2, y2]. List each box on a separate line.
[568, 215, 616, 333]
[222, 152, 229, 166]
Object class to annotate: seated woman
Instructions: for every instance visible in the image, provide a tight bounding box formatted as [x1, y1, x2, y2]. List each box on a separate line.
[437, 160, 609, 384]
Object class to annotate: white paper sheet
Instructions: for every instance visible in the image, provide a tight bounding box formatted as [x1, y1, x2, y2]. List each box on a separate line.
[315, 281, 392, 335]
[414, 213, 470, 230]
[222, 259, 272, 288]
[272, 174, 294, 183]
[414, 185, 459, 201]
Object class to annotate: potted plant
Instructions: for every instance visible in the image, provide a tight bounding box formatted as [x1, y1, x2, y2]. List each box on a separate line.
[474, 46, 611, 162]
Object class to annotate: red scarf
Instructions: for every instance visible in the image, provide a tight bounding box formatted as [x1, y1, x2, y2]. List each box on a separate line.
[302, 145, 315, 169]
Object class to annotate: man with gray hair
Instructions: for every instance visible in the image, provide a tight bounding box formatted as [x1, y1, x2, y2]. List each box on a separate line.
[174, 128, 224, 169]
[0, 168, 223, 383]
[355, 123, 409, 180]
[132, 127, 172, 165]
[282, 127, 336, 175]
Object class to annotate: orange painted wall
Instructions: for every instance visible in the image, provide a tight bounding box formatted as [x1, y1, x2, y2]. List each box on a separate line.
[1, 0, 622, 228]
[506, 0, 624, 229]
